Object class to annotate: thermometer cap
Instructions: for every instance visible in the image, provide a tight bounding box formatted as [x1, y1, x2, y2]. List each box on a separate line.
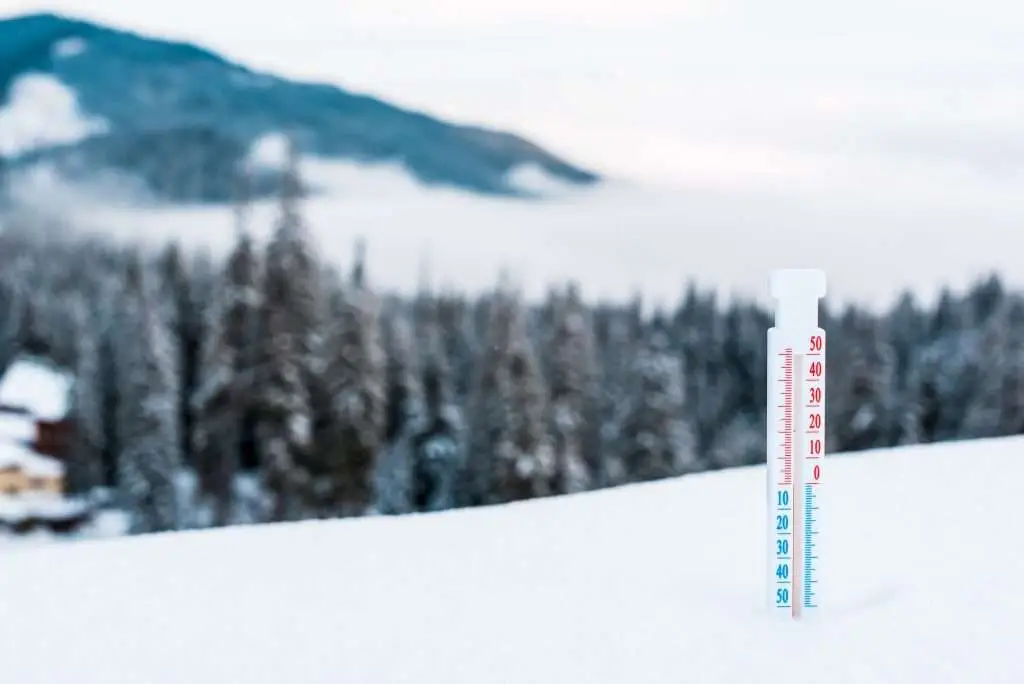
[770, 269, 826, 302]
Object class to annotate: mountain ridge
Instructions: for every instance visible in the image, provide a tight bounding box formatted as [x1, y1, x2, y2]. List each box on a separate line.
[0, 12, 599, 202]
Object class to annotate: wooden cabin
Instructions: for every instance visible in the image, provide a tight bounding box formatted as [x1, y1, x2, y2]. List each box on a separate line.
[0, 439, 64, 495]
[0, 463, 22, 495]
[34, 418, 74, 460]
[0, 356, 72, 496]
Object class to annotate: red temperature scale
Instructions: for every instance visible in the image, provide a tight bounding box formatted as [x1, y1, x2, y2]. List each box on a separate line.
[767, 269, 826, 619]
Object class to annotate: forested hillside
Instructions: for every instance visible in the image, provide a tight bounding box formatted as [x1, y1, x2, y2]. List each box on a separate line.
[0, 150, 1015, 533]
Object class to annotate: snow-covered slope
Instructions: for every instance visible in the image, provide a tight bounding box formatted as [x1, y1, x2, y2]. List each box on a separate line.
[1, 436, 1020, 684]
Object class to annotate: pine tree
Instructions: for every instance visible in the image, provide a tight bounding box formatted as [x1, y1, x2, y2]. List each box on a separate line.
[465, 286, 554, 505]
[252, 140, 320, 521]
[66, 298, 105, 495]
[156, 244, 193, 464]
[371, 305, 423, 514]
[321, 266, 387, 517]
[960, 297, 1024, 438]
[827, 307, 898, 452]
[409, 295, 464, 512]
[616, 322, 697, 483]
[116, 274, 184, 534]
[0, 270, 24, 376]
[997, 298, 1024, 435]
[190, 230, 260, 525]
[544, 283, 600, 494]
[592, 302, 643, 487]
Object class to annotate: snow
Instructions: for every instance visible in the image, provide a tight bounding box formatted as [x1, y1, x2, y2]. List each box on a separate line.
[0, 411, 36, 443]
[0, 440, 63, 477]
[247, 131, 291, 169]
[0, 73, 108, 157]
[1, 435, 1021, 683]
[52, 36, 88, 59]
[0, 357, 73, 420]
[0, 507, 128, 548]
[0, 491, 85, 523]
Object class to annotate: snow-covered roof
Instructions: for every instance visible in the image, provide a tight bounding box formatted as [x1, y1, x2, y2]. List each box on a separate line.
[0, 492, 88, 524]
[0, 411, 36, 443]
[0, 357, 72, 420]
[0, 441, 63, 477]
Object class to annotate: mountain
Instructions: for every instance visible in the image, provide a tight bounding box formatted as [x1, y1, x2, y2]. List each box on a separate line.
[0, 13, 599, 203]
[3, 435, 1021, 683]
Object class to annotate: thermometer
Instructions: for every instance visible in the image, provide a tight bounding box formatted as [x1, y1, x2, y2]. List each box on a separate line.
[767, 269, 826, 618]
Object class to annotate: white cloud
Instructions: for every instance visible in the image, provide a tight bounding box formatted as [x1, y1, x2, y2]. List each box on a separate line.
[0, 73, 107, 156]
[247, 132, 290, 170]
[51, 36, 87, 58]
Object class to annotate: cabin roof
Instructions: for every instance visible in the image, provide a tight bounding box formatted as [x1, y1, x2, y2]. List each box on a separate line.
[0, 357, 72, 421]
[0, 412, 36, 443]
[0, 440, 64, 478]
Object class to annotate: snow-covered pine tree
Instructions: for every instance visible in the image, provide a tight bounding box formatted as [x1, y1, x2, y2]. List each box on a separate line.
[156, 243, 193, 464]
[190, 228, 260, 526]
[412, 312, 464, 512]
[591, 302, 643, 488]
[616, 319, 697, 483]
[66, 297, 105, 495]
[996, 297, 1024, 435]
[705, 302, 768, 468]
[826, 306, 898, 452]
[382, 303, 424, 444]
[544, 283, 600, 494]
[465, 284, 554, 505]
[884, 292, 929, 445]
[433, 291, 477, 406]
[0, 270, 24, 376]
[252, 141, 320, 521]
[959, 296, 1024, 439]
[116, 270, 184, 534]
[673, 284, 726, 461]
[320, 255, 387, 517]
[372, 303, 423, 515]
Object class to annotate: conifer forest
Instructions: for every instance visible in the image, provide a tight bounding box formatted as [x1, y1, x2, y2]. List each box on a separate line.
[0, 158, 1017, 535]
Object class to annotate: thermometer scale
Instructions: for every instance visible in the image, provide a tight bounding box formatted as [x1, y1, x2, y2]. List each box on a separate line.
[767, 269, 826, 618]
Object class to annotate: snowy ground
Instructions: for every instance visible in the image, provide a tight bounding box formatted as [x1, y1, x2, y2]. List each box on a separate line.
[1, 435, 1020, 684]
